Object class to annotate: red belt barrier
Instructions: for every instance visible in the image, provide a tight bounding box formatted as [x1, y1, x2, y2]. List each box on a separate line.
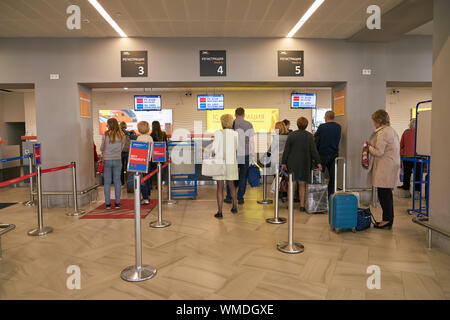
[141, 161, 170, 183]
[41, 163, 74, 174]
[0, 172, 37, 188]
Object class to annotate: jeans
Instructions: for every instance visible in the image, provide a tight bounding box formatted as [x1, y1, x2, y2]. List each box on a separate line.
[121, 152, 129, 185]
[104, 159, 122, 205]
[226, 155, 249, 201]
[377, 187, 394, 224]
[320, 154, 338, 196]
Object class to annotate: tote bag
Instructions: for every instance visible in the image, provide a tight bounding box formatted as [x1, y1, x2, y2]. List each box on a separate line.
[201, 158, 226, 177]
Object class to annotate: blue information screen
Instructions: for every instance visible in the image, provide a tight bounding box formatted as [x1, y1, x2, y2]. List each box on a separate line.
[127, 141, 150, 173]
[291, 93, 316, 109]
[134, 95, 162, 111]
[197, 94, 224, 110]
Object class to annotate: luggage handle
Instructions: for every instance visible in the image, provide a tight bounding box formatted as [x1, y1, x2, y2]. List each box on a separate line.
[334, 157, 346, 193]
[310, 169, 322, 184]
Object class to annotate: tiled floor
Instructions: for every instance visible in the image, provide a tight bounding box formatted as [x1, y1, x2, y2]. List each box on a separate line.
[0, 184, 449, 300]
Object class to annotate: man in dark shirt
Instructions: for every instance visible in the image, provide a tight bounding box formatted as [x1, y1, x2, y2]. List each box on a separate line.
[314, 111, 341, 196]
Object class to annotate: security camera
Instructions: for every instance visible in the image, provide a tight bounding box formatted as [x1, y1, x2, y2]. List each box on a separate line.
[185, 91, 192, 96]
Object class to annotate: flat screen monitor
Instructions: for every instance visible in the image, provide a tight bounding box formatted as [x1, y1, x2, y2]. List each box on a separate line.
[134, 95, 162, 111]
[291, 93, 316, 109]
[197, 94, 224, 110]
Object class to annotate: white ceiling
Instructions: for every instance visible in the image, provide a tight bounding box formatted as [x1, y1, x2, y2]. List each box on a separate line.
[0, 0, 405, 39]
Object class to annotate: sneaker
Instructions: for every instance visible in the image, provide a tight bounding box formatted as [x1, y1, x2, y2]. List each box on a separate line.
[231, 207, 238, 214]
[105, 204, 112, 210]
[214, 212, 223, 219]
[115, 203, 121, 209]
[224, 199, 232, 204]
[141, 199, 150, 205]
[238, 199, 245, 205]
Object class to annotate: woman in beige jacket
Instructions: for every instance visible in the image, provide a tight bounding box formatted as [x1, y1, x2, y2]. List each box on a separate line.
[367, 110, 401, 229]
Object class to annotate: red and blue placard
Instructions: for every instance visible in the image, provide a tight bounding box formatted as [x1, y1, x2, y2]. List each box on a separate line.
[34, 143, 41, 165]
[127, 141, 150, 173]
[152, 142, 166, 162]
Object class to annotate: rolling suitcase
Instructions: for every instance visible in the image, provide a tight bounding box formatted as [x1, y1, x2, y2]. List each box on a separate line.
[306, 169, 328, 214]
[329, 157, 358, 233]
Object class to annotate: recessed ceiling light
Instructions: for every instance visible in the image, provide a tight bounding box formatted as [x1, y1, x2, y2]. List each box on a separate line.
[88, 0, 127, 37]
[124, 87, 128, 90]
[286, 0, 325, 38]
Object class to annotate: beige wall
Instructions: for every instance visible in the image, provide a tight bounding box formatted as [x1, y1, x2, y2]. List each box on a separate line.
[92, 88, 331, 152]
[386, 87, 432, 138]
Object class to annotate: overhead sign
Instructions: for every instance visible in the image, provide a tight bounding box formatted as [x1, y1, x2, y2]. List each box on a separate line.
[200, 50, 226, 76]
[33, 143, 41, 166]
[134, 95, 162, 111]
[197, 94, 224, 110]
[291, 93, 316, 109]
[278, 50, 304, 77]
[207, 109, 279, 133]
[121, 51, 148, 77]
[127, 141, 150, 173]
[152, 142, 167, 162]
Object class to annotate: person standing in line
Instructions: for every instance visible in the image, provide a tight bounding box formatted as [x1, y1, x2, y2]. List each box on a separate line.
[225, 107, 256, 205]
[314, 110, 342, 196]
[281, 117, 322, 211]
[136, 121, 154, 205]
[283, 119, 293, 133]
[399, 119, 420, 194]
[367, 110, 401, 229]
[208, 114, 239, 218]
[119, 121, 131, 186]
[267, 121, 290, 201]
[101, 118, 125, 210]
[150, 121, 168, 187]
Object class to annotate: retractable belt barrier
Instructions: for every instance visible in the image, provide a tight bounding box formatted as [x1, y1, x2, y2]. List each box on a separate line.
[149, 161, 171, 228]
[276, 172, 305, 254]
[266, 167, 287, 225]
[0, 154, 31, 163]
[0, 172, 37, 188]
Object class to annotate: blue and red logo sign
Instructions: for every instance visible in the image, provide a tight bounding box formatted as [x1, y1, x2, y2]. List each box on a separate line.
[127, 141, 150, 172]
[152, 142, 167, 162]
[34, 143, 41, 165]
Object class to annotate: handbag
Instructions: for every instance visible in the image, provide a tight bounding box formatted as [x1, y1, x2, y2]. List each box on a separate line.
[97, 136, 106, 174]
[361, 142, 370, 169]
[356, 207, 374, 231]
[201, 158, 226, 177]
[247, 164, 261, 187]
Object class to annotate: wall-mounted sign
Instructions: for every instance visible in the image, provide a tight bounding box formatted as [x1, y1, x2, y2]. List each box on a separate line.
[121, 51, 148, 77]
[79, 91, 91, 118]
[200, 50, 226, 76]
[278, 50, 304, 77]
[197, 94, 224, 110]
[333, 90, 345, 116]
[207, 109, 279, 133]
[152, 142, 167, 162]
[127, 141, 150, 173]
[33, 143, 41, 166]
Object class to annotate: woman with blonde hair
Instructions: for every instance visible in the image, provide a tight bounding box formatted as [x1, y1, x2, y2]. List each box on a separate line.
[101, 118, 125, 209]
[366, 109, 400, 229]
[207, 114, 239, 219]
[136, 121, 154, 205]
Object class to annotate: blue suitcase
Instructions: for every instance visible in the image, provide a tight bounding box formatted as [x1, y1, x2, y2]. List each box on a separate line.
[328, 157, 358, 233]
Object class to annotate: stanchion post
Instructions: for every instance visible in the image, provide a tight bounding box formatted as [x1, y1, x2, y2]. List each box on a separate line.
[277, 173, 304, 254]
[164, 161, 177, 205]
[27, 165, 53, 236]
[257, 165, 273, 205]
[121, 172, 157, 282]
[266, 167, 286, 224]
[150, 162, 171, 228]
[23, 154, 35, 206]
[67, 162, 86, 216]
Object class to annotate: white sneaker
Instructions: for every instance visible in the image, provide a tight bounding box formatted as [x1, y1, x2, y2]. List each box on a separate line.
[141, 200, 150, 205]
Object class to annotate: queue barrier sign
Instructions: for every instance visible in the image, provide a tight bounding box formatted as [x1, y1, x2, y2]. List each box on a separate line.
[127, 141, 150, 173]
[34, 143, 41, 166]
[152, 142, 166, 162]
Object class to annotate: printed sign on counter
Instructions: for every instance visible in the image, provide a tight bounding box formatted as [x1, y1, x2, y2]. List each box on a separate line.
[200, 50, 226, 76]
[121, 51, 148, 77]
[278, 50, 304, 76]
[152, 142, 167, 162]
[127, 141, 150, 173]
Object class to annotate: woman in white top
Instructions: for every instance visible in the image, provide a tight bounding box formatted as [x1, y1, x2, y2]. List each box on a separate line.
[136, 121, 154, 205]
[210, 114, 239, 219]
